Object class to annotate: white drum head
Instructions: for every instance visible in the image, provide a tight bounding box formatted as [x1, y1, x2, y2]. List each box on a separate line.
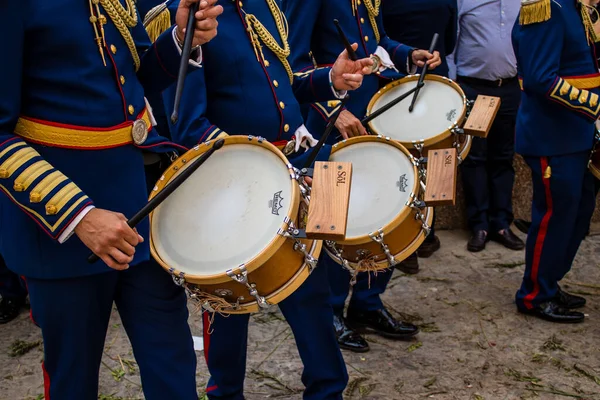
[369, 78, 464, 142]
[330, 141, 415, 238]
[151, 144, 293, 276]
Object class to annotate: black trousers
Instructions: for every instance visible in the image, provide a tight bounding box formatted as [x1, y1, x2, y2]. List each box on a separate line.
[458, 77, 520, 233]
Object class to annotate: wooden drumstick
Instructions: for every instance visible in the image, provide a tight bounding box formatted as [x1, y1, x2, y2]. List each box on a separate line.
[360, 84, 422, 126]
[171, 0, 201, 124]
[334, 19, 358, 62]
[87, 138, 225, 264]
[408, 33, 439, 113]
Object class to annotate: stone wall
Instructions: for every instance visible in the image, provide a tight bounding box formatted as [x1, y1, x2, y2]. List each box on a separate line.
[435, 155, 600, 230]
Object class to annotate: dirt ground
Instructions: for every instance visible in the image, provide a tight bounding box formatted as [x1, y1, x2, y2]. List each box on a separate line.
[1, 228, 600, 400]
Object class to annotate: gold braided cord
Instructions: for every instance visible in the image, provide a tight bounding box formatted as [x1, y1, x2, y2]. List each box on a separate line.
[99, 0, 140, 70]
[244, 0, 293, 84]
[352, 0, 381, 43]
[580, 2, 600, 44]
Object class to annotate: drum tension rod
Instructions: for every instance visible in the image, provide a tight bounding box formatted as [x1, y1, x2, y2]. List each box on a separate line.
[298, 167, 314, 178]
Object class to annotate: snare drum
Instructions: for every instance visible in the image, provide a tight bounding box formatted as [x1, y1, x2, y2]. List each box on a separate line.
[149, 136, 320, 314]
[366, 75, 471, 162]
[324, 136, 433, 272]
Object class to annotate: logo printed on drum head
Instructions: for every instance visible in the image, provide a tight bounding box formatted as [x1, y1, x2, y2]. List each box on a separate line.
[269, 191, 284, 215]
[446, 109, 457, 122]
[397, 174, 408, 192]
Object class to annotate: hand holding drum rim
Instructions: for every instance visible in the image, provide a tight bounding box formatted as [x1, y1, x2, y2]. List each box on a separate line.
[175, 0, 224, 47]
[330, 43, 374, 91]
[75, 209, 144, 271]
[335, 109, 368, 139]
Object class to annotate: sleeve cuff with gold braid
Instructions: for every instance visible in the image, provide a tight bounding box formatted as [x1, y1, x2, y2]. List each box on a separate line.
[0, 138, 93, 239]
[520, 0, 551, 25]
[548, 78, 600, 120]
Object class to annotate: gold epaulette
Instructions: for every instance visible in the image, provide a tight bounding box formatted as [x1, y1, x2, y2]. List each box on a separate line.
[519, 0, 551, 25]
[143, 1, 172, 43]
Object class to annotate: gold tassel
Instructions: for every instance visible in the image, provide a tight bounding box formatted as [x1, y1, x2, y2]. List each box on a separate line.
[543, 165, 552, 179]
[143, 3, 171, 43]
[519, 0, 551, 25]
[580, 2, 600, 44]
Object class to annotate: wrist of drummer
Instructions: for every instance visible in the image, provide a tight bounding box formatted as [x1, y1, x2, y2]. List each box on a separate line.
[58, 205, 95, 243]
[172, 26, 203, 67]
[372, 46, 398, 74]
[329, 69, 347, 99]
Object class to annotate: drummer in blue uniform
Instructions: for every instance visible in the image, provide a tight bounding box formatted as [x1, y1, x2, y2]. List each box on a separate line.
[513, 0, 600, 323]
[144, 0, 374, 398]
[0, 0, 221, 398]
[284, 0, 440, 353]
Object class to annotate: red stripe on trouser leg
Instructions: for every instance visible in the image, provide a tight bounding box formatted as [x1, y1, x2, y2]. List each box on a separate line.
[20, 276, 37, 326]
[42, 362, 51, 399]
[202, 312, 218, 393]
[524, 157, 554, 309]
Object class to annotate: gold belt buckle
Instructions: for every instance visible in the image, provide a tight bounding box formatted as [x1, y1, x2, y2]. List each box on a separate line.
[132, 118, 149, 145]
[283, 139, 296, 156]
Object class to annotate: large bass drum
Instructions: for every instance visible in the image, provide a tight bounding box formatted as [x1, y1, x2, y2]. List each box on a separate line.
[366, 74, 471, 162]
[149, 136, 320, 314]
[324, 136, 433, 272]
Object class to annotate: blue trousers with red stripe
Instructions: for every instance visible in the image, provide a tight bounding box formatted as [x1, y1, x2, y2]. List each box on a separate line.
[26, 259, 197, 400]
[323, 252, 392, 314]
[202, 257, 348, 400]
[516, 151, 596, 310]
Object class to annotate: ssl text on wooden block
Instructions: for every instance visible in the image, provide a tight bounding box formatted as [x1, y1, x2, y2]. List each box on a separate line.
[463, 95, 501, 138]
[306, 161, 352, 241]
[424, 148, 457, 207]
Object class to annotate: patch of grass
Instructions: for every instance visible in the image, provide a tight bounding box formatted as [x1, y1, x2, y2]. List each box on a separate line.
[485, 261, 525, 269]
[111, 368, 125, 382]
[8, 340, 42, 357]
[542, 334, 565, 351]
[531, 353, 548, 363]
[418, 322, 441, 333]
[504, 368, 541, 384]
[472, 395, 485, 400]
[358, 383, 376, 397]
[250, 369, 301, 395]
[573, 364, 600, 386]
[423, 377, 437, 388]
[407, 342, 423, 352]
[416, 276, 451, 283]
[345, 377, 369, 397]
[394, 382, 404, 394]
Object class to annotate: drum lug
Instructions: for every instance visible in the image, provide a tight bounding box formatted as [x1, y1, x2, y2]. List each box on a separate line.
[168, 268, 186, 287]
[297, 167, 314, 178]
[226, 265, 270, 311]
[368, 230, 397, 267]
[293, 241, 318, 273]
[278, 217, 307, 239]
[325, 241, 355, 282]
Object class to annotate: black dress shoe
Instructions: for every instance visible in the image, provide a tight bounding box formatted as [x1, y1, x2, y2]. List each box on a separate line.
[0, 297, 25, 324]
[467, 230, 488, 252]
[489, 228, 525, 250]
[514, 219, 531, 235]
[347, 307, 419, 340]
[556, 286, 586, 309]
[417, 235, 440, 258]
[333, 313, 369, 353]
[395, 252, 419, 274]
[518, 301, 584, 323]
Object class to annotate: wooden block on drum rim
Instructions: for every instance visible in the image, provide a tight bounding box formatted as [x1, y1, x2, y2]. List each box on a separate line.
[306, 161, 352, 241]
[424, 148, 457, 207]
[463, 95, 501, 138]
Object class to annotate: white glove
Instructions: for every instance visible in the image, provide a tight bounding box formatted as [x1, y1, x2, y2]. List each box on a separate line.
[294, 125, 318, 152]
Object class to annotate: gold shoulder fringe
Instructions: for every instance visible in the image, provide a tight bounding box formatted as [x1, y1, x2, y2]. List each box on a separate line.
[519, 0, 551, 25]
[143, 2, 171, 43]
